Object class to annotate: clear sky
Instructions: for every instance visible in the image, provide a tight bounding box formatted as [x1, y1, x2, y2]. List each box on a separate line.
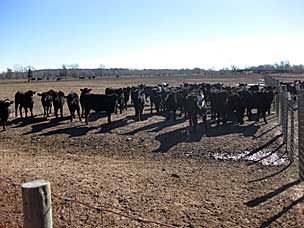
[0, 0, 303, 72]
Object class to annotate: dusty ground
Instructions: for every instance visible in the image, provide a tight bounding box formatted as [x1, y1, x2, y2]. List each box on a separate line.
[0, 74, 304, 227]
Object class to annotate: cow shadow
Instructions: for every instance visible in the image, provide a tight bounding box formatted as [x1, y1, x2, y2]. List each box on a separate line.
[97, 117, 133, 133]
[124, 117, 185, 135]
[206, 122, 259, 137]
[23, 116, 71, 135]
[88, 112, 107, 122]
[153, 124, 205, 153]
[41, 125, 97, 138]
[97, 112, 164, 133]
[10, 116, 47, 128]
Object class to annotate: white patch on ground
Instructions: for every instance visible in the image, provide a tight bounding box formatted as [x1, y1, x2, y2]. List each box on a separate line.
[213, 150, 288, 166]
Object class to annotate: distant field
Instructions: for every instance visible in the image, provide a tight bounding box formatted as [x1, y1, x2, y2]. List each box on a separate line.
[0, 74, 303, 228]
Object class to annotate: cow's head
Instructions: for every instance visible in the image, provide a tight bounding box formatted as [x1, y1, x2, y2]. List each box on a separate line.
[0, 99, 14, 108]
[58, 91, 65, 97]
[26, 90, 36, 96]
[37, 92, 46, 97]
[80, 88, 92, 94]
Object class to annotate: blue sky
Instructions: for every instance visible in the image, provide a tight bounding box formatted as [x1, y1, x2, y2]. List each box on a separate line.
[0, 0, 304, 71]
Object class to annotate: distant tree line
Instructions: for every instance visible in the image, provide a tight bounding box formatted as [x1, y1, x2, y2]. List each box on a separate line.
[1, 62, 304, 80]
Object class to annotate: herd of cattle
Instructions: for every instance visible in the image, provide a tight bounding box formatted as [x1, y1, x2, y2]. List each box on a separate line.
[0, 80, 285, 132]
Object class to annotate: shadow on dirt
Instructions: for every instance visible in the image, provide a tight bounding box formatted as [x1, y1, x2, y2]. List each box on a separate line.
[253, 124, 280, 139]
[124, 117, 185, 136]
[23, 116, 71, 135]
[41, 125, 97, 138]
[247, 142, 285, 166]
[206, 122, 259, 137]
[248, 161, 292, 183]
[153, 124, 206, 153]
[245, 134, 283, 157]
[10, 115, 48, 128]
[92, 112, 161, 134]
[98, 117, 132, 133]
[87, 112, 107, 122]
[259, 194, 304, 228]
[245, 179, 301, 208]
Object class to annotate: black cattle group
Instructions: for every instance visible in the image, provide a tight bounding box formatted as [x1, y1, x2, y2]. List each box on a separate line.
[0, 82, 278, 132]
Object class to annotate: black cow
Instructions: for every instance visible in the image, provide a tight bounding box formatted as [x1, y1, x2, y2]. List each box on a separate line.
[82, 93, 117, 125]
[123, 87, 131, 110]
[164, 92, 179, 120]
[37, 90, 55, 117]
[80, 88, 92, 117]
[225, 93, 246, 124]
[66, 92, 81, 122]
[52, 91, 65, 118]
[150, 88, 162, 113]
[0, 99, 14, 131]
[15, 90, 36, 118]
[185, 92, 207, 132]
[249, 85, 259, 92]
[240, 89, 276, 124]
[131, 89, 145, 121]
[143, 85, 155, 102]
[105, 88, 124, 114]
[208, 90, 229, 124]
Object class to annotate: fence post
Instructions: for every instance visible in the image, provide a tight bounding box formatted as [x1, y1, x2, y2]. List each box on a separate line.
[298, 91, 304, 181]
[280, 85, 288, 144]
[22, 179, 53, 228]
[289, 96, 295, 162]
[275, 80, 280, 118]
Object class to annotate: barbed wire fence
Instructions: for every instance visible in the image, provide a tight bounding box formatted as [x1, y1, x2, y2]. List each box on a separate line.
[0, 175, 178, 228]
[264, 76, 303, 180]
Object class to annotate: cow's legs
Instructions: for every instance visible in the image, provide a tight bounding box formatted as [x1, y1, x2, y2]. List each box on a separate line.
[202, 114, 207, 132]
[262, 111, 267, 124]
[60, 108, 63, 118]
[84, 109, 90, 125]
[107, 113, 112, 123]
[25, 108, 29, 118]
[189, 113, 193, 126]
[55, 108, 58, 118]
[77, 108, 82, 122]
[30, 107, 33, 117]
[192, 115, 198, 131]
[46, 106, 49, 117]
[1, 120, 5, 131]
[15, 103, 18, 117]
[19, 106, 23, 118]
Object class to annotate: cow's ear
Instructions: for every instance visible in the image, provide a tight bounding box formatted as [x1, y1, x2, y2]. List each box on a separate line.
[80, 89, 83, 92]
[37, 93, 42, 96]
[33, 91, 36, 94]
[88, 89, 92, 92]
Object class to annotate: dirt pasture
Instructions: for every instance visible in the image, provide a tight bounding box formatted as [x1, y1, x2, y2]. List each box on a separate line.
[0, 74, 304, 227]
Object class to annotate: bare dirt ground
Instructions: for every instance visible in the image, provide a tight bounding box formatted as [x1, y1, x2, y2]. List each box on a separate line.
[0, 74, 304, 227]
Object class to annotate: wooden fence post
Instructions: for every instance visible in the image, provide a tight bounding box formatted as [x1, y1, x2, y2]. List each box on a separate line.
[22, 179, 53, 228]
[298, 91, 304, 181]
